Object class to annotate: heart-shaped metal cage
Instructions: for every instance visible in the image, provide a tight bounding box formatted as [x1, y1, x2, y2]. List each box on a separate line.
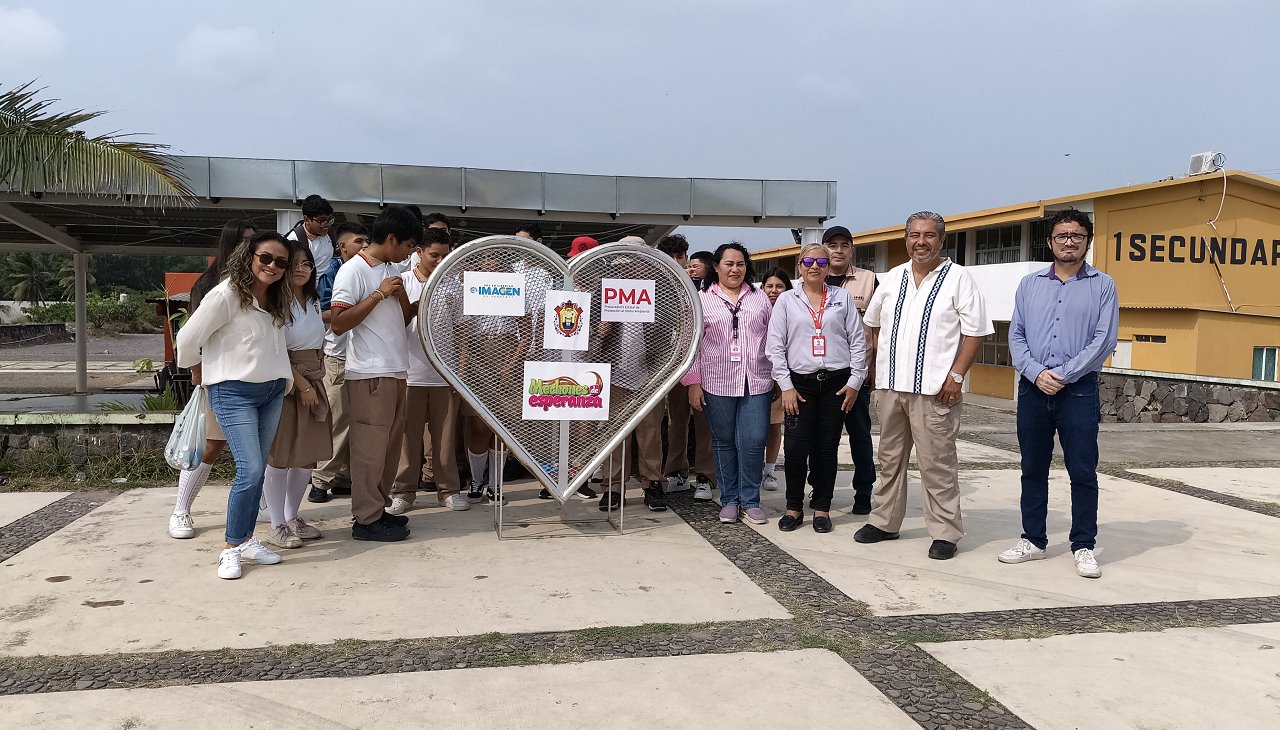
[419, 235, 702, 503]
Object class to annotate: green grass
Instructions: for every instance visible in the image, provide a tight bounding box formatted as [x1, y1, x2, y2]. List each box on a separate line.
[0, 448, 235, 491]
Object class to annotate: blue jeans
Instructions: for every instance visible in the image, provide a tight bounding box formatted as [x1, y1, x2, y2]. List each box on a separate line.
[843, 381, 876, 498]
[702, 390, 771, 509]
[1016, 372, 1100, 551]
[208, 379, 286, 545]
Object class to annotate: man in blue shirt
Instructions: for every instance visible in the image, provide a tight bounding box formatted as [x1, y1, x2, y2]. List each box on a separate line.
[1001, 209, 1118, 578]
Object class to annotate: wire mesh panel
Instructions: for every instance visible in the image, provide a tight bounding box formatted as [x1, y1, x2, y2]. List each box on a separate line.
[420, 236, 701, 503]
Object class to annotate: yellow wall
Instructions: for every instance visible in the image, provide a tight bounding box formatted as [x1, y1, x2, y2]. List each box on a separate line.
[1093, 180, 1280, 316]
[1118, 308, 1280, 379]
[969, 363, 1015, 399]
[1193, 310, 1280, 379]
[1116, 309, 1200, 373]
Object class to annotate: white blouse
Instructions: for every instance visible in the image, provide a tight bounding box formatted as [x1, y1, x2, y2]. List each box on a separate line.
[175, 281, 292, 388]
[285, 297, 326, 351]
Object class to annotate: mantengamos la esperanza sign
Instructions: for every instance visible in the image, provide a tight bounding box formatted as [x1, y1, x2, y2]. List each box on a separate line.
[463, 271, 526, 315]
[522, 361, 612, 421]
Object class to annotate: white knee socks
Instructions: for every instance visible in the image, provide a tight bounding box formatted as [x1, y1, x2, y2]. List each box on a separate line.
[174, 461, 212, 515]
[467, 450, 488, 487]
[488, 449, 501, 489]
[262, 466, 288, 528]
[284, 467, 311, 523]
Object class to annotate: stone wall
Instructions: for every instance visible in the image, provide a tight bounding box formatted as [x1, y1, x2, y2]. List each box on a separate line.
[0, 322, 71, 347]
[1099, 371, 1280, 424]
[0, 414, 174, 469]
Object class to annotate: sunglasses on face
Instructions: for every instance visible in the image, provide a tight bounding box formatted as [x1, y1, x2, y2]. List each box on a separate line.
[801, 257, 830, 268]
[256, 252, 290, 269]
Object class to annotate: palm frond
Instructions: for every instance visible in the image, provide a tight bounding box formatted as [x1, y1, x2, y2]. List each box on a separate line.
[0, 81, 196, 207]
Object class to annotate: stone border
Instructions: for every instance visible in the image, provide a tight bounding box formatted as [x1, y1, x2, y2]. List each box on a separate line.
[0, 491, 116, 562]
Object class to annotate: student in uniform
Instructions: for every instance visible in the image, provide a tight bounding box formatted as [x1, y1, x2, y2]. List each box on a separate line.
[759, 268, 794, 492]
[330, 206, 420, 542]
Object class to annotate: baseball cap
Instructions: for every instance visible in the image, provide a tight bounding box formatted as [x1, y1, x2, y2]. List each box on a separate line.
[568, 236, 599, 258]
[822, 225, 853, 242]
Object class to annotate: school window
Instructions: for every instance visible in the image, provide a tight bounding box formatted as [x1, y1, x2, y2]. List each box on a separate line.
[1134, 334, 1167, 343]
[854, 243, 877, 271]
[974, 225, 1021, 265]
[940, 231, 965, 263]
[976, 322, 1012, 367]
[1254, 347, 1279, 381]
[1029, 219, 1053, 262]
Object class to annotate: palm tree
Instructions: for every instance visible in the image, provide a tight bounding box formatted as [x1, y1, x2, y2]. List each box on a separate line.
[0, 81, 194, 205]
[4, 252, 53, 305]
[56, 254, 95, 300]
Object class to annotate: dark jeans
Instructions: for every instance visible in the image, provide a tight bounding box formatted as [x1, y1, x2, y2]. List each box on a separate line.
[843, 381, 876, 497]
[1016, 371, 1100, 551]
[784, 369, 850, 512]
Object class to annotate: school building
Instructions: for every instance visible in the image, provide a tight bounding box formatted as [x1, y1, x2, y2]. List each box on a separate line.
[754, 170, 1280, 399]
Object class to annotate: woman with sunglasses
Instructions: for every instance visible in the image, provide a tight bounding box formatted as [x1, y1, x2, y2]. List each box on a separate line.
[683, 242, 774, 524]
[177, 232, 295, 579]
[168, 219, 255, 539]
[759, 269, 793, 492]
[765, 243, 868, 533]
[260, 244, 331, 549]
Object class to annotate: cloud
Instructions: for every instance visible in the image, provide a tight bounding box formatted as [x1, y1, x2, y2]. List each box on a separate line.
[0, 6, 64, 67]
[175, 24, 267, 82]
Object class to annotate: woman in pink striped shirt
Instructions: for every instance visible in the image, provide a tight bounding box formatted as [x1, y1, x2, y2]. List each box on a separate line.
[683, 243, 774, 525]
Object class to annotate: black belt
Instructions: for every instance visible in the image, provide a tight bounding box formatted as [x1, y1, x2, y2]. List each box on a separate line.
[790, 368, 850, 383]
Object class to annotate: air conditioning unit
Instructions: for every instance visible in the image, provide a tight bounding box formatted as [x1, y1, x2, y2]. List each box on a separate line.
[1188, 151, 1218, 176]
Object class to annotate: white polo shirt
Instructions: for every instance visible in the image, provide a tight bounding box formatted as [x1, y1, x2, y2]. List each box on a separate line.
[330, 253, 408, 380]
[864, 259, 993, 396]
[286, 228, 334, 277]
[401, 268, 447, 387]
[285, 297, 326, 351]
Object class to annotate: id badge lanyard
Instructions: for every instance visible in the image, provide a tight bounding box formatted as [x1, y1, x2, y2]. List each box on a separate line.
[719, 287, 744, 362]
[806, 287, 828, 358]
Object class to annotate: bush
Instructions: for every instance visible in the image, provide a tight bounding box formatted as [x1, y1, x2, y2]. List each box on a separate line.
[22, 291, 163, 333]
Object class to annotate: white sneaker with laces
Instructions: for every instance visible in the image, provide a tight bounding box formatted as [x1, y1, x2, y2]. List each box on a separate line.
[444, 494, 471, 511]
[761, 473, 779, 492]
[386, 497, 411, 515]
[665, 474, 690, 493]
[1074, 548, 1101, 578]
[217, 548, 242, 580]
[998, 538, 1047, 564]
[237, 538, 282, 565]
[693, 480, 713, 501]
[168, 512, 195, 539]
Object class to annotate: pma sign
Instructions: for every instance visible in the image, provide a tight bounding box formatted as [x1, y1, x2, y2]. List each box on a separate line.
[463, 271, 526, 316]
[601, 278, 656, 322]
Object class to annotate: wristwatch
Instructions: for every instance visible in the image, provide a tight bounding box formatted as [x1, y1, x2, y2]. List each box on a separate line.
[949, 371, 964, 384]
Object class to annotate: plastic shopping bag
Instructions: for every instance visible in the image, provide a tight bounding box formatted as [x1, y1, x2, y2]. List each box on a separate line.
[165, 386, 208, 471]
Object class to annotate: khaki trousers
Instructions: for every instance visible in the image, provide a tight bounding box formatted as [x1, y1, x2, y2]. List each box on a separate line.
[393, 385, 460, 504]
[348, 376, 408, 525]
[312, 355, 351, 487]
[603, 399, 665, 487]
[868, 389, 965, 543]
[663, 383, 717, 484]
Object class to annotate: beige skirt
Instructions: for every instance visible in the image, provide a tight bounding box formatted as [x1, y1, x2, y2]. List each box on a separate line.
[205, 402, 225, 441]
[268, 349, 333, 468]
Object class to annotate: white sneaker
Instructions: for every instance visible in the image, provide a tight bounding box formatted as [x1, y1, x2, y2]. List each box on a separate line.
[217, 548, 242, 580]
[1074, 548, 1101, 578]
[264, 524, 302, 549]
[237, 538, 282, 565]
[693, 479, 713, 501]
[665, 474, 690, 493]
[444, 494, 471, 511]
[998, 538, 1047, 564]
[168, 512, 195, 539]
[387, 497, 412, 515]
[761, 473, 779, 492]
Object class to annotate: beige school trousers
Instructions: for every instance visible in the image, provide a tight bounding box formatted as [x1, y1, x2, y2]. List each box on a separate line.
[392, 385, 461, 504]
[867, 389, 964, 543]
[312, 355, 351, 487]
[664, 383, 717, 484]
[348, 376, 408, 525]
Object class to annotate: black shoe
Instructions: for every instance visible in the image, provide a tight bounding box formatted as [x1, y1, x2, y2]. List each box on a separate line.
[421, 480, 438, 493]
[854, 524, 900, 543]
[352, 518, 409, 542]
[643, 482, 668, 511]
[928, 540, 958, 560]
[380, 511, 409, 527]
[538, 488, 554, 500]
[466, 481, 484, 503]
[485, 485, 508, 505]
[813, 514, 833, 533]
[778, 513, 805, 531]
[575, 485, 598, 500]
[307, 486, 331, 504]
[598, 491, 623, 512]
[851, 494, 872, 515]
[330, 484, 352, 496]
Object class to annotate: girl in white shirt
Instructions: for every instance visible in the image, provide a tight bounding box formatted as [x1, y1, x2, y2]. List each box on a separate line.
[261, 245, 332, 549]
[176, 232, 294, 580]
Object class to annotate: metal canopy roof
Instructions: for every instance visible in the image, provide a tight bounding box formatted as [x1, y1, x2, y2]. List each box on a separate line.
[0, 156, 837, 257]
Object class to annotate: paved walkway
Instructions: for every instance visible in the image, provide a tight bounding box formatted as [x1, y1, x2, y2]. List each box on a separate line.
[0, 361, 140, 374]
[0, 419, 1277, 728]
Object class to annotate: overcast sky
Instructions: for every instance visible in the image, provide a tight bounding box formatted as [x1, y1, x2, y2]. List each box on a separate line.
[3, 1, 1277, 250]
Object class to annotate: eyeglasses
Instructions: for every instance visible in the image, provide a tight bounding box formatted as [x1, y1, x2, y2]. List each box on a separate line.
[307, 216, 334, 227]
[801, 257, 830, 268]
[294, 260, 314, 270]
[1051, 233, 1089, 244]
[256, 252, 290, 269]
